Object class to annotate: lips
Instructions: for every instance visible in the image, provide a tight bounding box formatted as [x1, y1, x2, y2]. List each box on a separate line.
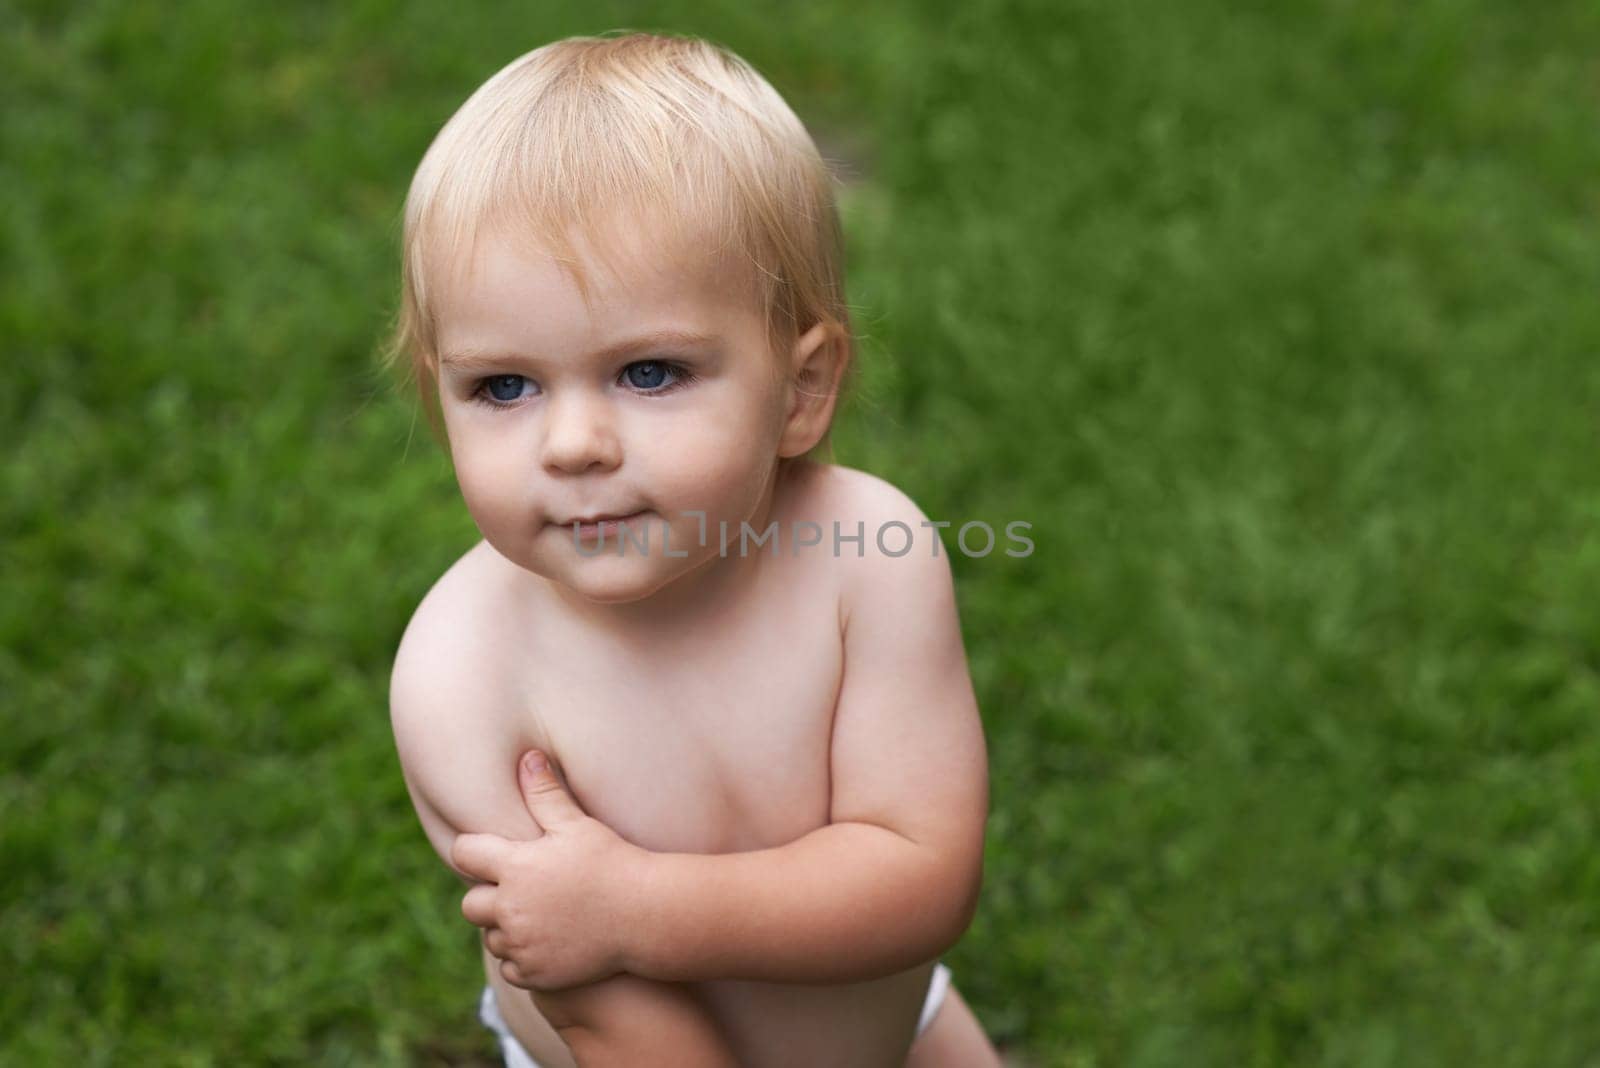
[559, 510, 646, 526]
[554, 510, 652, 542]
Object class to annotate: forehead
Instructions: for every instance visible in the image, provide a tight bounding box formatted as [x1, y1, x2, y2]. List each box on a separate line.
[433, 211, 762, 355]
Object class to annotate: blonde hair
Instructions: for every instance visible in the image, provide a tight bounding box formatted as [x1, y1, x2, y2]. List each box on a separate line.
[383, 30, 856, 460]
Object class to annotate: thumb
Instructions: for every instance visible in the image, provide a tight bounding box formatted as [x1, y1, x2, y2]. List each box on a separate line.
[518, 750, 584, 829]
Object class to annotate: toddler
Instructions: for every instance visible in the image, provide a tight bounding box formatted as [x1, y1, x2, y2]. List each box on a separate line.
[386, 31, 1002, 1067]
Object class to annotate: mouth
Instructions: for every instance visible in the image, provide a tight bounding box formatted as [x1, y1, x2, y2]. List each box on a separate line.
[555, 510, 650, 535]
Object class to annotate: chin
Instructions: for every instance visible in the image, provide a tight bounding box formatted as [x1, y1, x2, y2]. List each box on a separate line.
[555, 557, 672, 604]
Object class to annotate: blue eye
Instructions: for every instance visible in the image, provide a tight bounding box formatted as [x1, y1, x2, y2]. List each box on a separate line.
[624, 361, 673, 390]
[484, 375, 529, 402]
[471, 362, 692, 411]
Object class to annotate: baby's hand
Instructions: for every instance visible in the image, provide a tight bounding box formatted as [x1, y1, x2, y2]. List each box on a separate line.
[453, 751, 652, 991]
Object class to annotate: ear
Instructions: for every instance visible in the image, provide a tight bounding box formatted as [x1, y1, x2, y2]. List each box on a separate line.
[777, 321, 846, 459]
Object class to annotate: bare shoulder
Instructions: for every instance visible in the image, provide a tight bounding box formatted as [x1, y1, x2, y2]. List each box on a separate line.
[390, 539, 505, 694]
[784, 463, 955, 617]
[389, 540, 551, 875]
[810, 466, 988, 886]
[781, 461, 946, 545]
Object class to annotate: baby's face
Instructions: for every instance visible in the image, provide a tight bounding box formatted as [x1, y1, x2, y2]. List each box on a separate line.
[433, 218, 791, 603]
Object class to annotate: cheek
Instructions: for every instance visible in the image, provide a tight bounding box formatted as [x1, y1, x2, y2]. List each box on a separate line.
[643, 416, 776, 511]
[448, 434, 527, 522]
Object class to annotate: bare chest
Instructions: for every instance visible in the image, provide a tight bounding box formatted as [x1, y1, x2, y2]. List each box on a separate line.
[521, 581, 844, 856]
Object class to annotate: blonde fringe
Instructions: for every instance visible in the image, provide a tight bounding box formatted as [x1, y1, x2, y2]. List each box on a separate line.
[383, 30, 857, 458]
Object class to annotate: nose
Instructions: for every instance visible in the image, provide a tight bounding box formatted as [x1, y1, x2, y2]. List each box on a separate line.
[539, 390, 623, 475]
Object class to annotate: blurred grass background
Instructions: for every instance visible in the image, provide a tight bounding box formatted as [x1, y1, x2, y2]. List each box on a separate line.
[5, 0, 1600, 1064]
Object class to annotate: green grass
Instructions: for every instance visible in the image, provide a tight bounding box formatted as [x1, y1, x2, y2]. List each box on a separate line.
[5, 1, 1600, 1064]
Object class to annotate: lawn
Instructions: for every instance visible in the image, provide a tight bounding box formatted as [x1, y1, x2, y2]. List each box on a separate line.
[5, 1, 1600, 1064]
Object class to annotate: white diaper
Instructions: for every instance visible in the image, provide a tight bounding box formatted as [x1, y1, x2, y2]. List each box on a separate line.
[478, 963, 953, 1067]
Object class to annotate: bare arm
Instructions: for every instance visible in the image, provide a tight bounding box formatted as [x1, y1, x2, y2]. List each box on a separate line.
[388, 565, 737, 1062]
[624, 484, 990, 984]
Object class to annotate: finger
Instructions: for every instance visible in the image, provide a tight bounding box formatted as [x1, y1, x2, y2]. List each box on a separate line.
[517, 750, 586, 830]
[450, 833, 511, 882]
[461, 882, 499, 927]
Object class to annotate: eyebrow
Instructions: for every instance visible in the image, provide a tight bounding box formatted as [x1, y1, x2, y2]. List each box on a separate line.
[440, 329, 720, 372]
